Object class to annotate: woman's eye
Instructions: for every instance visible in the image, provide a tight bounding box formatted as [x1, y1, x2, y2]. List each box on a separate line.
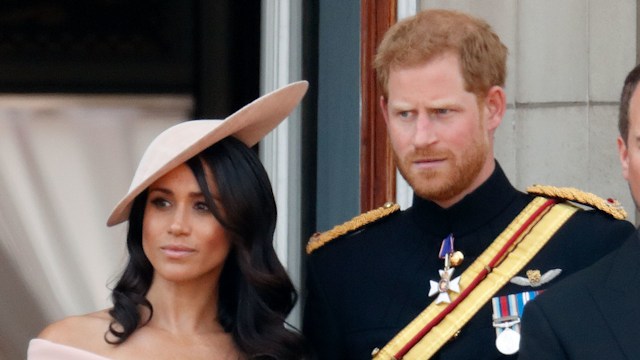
[150, 198, 171, 209]
[194, 201, 210, 212]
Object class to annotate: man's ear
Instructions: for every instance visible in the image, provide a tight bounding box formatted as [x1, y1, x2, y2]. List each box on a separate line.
[483, 86, 506, 131]
[380, 95, 390, 125]
[618, 136, 630, 181]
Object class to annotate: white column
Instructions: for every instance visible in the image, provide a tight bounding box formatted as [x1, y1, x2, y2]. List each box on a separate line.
[398, 0, 418, 20]
[260, 0, 304, 326]
[395, 0, 418, 209]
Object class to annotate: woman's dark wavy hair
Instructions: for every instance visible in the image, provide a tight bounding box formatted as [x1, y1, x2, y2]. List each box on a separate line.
[107, 136, 307, 359]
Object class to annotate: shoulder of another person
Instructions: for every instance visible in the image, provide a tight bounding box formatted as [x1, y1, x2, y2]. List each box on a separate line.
[38, 309, 112, 347]
[530, 249, 604, 307]
[306, 202, 401, 254]
[527, 184, 628, 220]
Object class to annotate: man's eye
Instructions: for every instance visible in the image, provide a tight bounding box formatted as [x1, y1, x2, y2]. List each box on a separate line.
[398, 111, 413, 119]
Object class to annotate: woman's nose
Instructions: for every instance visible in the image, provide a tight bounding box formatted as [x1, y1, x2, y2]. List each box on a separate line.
[168, 208, 191, 236]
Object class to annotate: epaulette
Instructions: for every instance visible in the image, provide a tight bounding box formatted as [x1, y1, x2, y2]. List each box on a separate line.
[526, 184, 627, 220]
[306, 202, 401, 254]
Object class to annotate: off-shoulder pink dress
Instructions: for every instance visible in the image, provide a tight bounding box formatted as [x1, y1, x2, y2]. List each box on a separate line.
[28, 339, 111, 360]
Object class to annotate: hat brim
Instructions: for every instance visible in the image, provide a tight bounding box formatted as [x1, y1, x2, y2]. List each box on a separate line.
[106, 80, 308, 226]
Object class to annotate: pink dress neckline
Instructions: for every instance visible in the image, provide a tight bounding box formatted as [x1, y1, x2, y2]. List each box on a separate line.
[28, 338, 112, 360]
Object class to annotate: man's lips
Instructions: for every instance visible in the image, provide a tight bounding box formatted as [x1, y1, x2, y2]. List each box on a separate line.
[412, 157, 446, 169]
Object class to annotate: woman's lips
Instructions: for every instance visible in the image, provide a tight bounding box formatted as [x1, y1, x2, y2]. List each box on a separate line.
[161, 245, 195, 258]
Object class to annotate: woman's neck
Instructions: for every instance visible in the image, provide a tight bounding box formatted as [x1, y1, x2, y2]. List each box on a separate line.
[144, 277, 221, 335]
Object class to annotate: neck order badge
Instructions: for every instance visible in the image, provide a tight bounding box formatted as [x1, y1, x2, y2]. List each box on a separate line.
[428, 234, 463, 304]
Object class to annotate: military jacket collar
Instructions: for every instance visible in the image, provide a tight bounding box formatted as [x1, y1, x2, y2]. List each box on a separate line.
[408, 162, 519, 238]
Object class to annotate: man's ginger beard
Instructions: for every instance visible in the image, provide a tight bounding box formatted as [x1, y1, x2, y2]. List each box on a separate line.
[395, 122, 490, 204]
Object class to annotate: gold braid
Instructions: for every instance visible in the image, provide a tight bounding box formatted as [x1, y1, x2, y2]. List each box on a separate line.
[306, 202, 401, 254]
[527, 184, 627, 220]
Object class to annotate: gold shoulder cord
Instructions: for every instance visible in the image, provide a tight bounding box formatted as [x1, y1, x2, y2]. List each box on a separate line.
[306, 202, 401, 254]
[527, 184, 627, 220]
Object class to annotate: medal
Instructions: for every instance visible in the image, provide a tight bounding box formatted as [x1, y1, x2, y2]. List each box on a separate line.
[491, 290, 541, 355]
[428, 234, 463, 304]
[495, 327, 520, 355]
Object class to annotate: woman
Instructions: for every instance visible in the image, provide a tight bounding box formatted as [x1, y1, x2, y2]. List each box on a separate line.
[27, 81, 309, 359]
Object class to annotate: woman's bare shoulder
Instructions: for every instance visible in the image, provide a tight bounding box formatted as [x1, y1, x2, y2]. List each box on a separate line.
[38, 309, 112, 347]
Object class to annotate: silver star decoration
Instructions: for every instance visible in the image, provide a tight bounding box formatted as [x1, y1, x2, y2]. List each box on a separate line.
[429, 268, 461, 304]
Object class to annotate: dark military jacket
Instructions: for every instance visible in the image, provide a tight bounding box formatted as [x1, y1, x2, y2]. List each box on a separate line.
[303, 163, 635, 360]
[518, 230, 640, 360]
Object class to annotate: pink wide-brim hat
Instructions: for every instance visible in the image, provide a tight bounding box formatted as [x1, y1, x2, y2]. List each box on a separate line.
[107, 80, 309, 226]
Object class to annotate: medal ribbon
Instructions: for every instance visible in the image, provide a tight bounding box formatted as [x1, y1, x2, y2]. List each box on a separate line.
[439, 234, 454, 258]
[491, 290, 541, 335]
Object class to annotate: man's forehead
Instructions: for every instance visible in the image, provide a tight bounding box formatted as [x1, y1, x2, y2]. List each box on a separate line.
[386, 97, 458, 109]
[630, 86, 640, 122]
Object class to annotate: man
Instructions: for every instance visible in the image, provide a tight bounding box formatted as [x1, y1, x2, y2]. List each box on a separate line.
[303, 9, 635, 360]
[517, 64, 640, 360]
